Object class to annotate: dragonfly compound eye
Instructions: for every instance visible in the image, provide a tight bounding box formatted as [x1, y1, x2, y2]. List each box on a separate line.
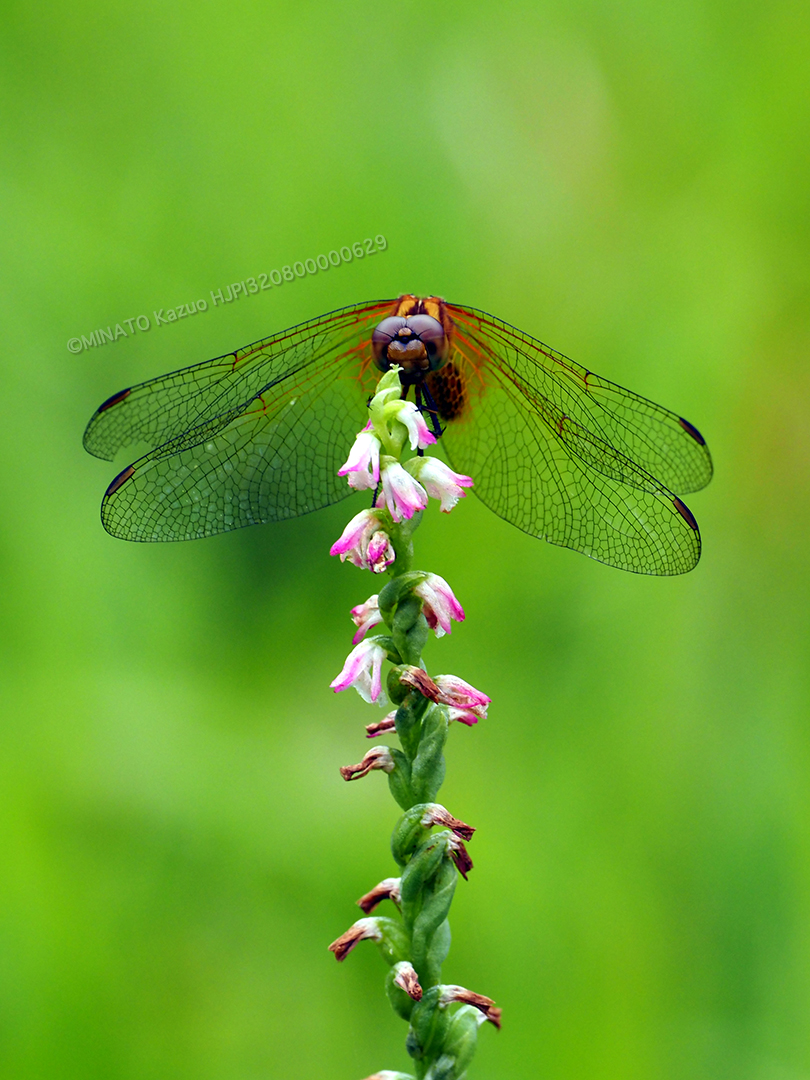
[405, 314, 449, 371]
[372, 316, 408, 367]
[372, 314, 449, 379]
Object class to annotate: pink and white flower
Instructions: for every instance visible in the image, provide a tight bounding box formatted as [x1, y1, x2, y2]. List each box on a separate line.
[434, 674, 490, 721]
[446, 706, 482, 727]
[378, 459, 428, 523]
[330, 637, 388, 703]
[414, 573, 465, 637]
[387, 400, 436, 451]
[405, 456, 474, 512]
[366, 530, 396, 574]
[337, 423, 381, 491]
[330, 510, 395, 573]
[350, 595, 383, 644]
[397, 668, 490, 724]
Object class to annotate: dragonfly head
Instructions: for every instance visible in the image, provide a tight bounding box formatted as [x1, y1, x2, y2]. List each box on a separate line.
[372, 312, 450, 383]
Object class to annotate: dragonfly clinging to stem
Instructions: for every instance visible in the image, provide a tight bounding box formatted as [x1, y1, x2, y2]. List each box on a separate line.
[84, 294, 712, 575]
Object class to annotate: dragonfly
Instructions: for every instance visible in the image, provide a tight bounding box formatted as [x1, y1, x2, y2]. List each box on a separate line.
[84, 294, 712, 575]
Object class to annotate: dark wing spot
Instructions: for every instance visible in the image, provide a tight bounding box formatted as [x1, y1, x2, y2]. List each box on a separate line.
[98, 387, 132, 412]
[673, 497, 699, 531]
[679, 417, 706, 445]
[105, 465, 136, 497]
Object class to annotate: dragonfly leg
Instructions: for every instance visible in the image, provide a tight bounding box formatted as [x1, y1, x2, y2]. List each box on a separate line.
[414, 385, 426, 456]
[417, 381, 444, 440]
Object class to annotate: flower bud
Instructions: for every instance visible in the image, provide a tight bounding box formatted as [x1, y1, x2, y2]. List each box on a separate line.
[370, 365, 403, 406]
[340, 746, 396, 781]
[357, 876, 401, 913]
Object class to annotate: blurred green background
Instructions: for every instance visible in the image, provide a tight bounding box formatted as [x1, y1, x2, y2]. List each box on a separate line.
[1, 0, 809, 1077]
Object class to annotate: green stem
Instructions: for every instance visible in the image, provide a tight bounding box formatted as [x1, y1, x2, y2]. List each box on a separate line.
[388, 511, 422, 576]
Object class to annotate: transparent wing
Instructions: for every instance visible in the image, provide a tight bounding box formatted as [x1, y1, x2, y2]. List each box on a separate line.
[446, 304, 713, 495]
[93, 304, 394, 541]
[436, 306, 705, 575]
[83, 300, 396, 460]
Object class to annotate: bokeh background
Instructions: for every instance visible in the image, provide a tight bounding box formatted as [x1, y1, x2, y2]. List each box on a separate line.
[1, 1, 809, 1077]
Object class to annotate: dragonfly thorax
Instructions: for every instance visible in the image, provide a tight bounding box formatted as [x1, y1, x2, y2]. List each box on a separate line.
[372, 298, 452, 383]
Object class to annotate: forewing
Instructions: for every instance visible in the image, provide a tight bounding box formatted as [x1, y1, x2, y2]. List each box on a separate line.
[440, 317, 702, 575]
[447, 305, 712, 495]
[83, 300, 396, 460]
[99, 330, 383, 542]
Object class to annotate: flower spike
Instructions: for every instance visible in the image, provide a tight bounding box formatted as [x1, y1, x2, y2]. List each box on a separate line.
[328, 362, 496, 1076]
